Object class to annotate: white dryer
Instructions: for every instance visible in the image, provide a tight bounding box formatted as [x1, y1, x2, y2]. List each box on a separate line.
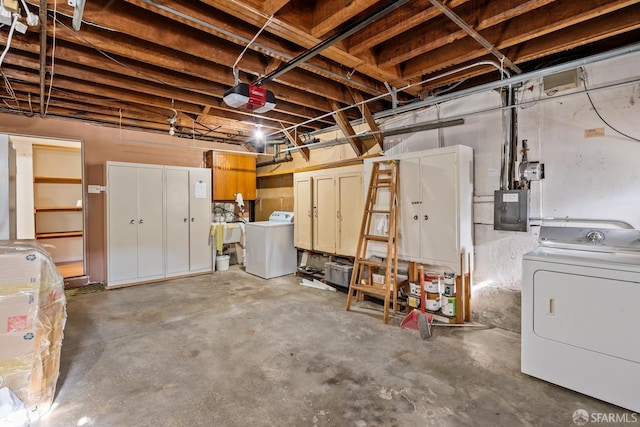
[522, 226, 640, 412]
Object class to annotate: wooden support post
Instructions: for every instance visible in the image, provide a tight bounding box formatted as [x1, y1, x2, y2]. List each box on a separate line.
[455, 275, 465, 324]
[408, 261, 418, 282]
[465, 252, 472, 322]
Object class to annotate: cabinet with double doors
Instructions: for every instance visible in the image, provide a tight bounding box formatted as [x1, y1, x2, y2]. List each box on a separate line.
[363, 145, 474, 275]
[165, 166, 212, 277]
[106, 162, 165, 287]
[204, 151, 256, 201]
[107, 162, 213, 287]
[293, 164, 364, 257]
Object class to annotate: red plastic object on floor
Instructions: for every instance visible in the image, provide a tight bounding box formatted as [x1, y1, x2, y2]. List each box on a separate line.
[400, 265, 433, 338]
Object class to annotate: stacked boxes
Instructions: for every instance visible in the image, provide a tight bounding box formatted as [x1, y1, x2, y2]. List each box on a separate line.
[0, 241, 67, 421]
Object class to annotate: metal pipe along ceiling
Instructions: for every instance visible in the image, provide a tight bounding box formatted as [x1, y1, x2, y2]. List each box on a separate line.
[280, 118, 464, 152]
[253, 0, 412, 86]
[136, 0, 384, 95]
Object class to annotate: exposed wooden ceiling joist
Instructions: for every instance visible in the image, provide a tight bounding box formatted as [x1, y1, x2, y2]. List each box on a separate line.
[0, 0, 636, 145]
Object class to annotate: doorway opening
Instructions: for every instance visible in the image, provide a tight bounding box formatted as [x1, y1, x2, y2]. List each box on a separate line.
[10, 135, 85, 283]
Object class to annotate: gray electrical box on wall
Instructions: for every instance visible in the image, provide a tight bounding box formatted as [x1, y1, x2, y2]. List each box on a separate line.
[494, 190, 530, 232]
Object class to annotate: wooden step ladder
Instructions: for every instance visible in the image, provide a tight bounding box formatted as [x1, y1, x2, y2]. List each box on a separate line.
[346, 160, 399, 323]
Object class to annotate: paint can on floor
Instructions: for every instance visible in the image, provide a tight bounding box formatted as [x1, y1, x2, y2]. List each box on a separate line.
[216, 255, 230, 271]
[425, 274, 440, 293]
[425, 292, 441, 311]
[441, 296, 456, 317]
[443, 272, 455, 285]
[409, 282, 420, 295]
[407, 294, 420, 308]
[443, 282, 456, 297]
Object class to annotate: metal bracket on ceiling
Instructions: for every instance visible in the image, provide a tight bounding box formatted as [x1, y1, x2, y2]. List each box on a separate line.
[384, 82, 398, 109]
[67, 0, 85, 31]
[428, 0, 522, 74]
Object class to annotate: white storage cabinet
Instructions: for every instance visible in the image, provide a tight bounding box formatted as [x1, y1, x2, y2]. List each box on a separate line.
[107, 162, 212, 287]
[107, 162, 165, 286]
[364, 145, 473, 274]
[165, 167, 212, 277]
[293, 164, 363, 257]
[293, 172, 313, 251]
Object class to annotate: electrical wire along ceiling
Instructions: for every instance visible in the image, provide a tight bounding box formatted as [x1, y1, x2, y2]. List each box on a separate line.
[0, 0, 638, 151]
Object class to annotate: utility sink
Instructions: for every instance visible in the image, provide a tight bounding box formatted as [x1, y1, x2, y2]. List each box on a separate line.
[210, 222, 244, 244]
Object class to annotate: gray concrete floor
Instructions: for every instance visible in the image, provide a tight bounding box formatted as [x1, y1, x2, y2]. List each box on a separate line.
[31, 266, 627, 427]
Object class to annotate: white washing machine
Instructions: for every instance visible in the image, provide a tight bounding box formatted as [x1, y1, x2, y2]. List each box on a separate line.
[522, 226, 640, 412]
[244, 211, 297, 279]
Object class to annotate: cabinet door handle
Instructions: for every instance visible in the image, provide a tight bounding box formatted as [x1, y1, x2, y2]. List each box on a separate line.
[413, 215, 418, 220]
[424, 215, 429, 220]
[191, 218, 195, 222]
[139, 219, 144, 224]
[337, 211, 342, 220]
[307, 210, 311, 217]
[183, 218, 188, 223]
[130, 219, 135, 224]
[314, 207, 318, 217]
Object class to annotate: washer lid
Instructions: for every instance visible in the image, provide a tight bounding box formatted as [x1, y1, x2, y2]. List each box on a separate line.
[539, 226, 640, 253]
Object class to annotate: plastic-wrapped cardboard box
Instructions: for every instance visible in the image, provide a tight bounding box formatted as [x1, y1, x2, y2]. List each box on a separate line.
[0, 241, 67, 421]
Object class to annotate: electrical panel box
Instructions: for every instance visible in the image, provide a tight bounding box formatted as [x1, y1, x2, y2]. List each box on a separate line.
[494, 190, 530, 232]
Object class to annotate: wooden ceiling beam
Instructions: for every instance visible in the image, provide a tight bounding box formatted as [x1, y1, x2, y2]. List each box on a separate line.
[347, 0, 469, 55]
[311, 0, 377, 38]
[122, 0, 391, 99]
[8, 80, 203, 125]
[45, 107, 175, 132]
[4, 32, 340, 127]
[68, 0, 388, 109]
[328, 100, 364, 157]
[201, 0, 409, 88]
[6, 0, 635, 141]
[281, 127, 310, 162]
[378, 18, 468, 69]
[509, 4, 640, 64]
[349, 88, 383, 150]
[1, 95, 186, 136]
[377, 0, 557, 68]
[428, 0, 522, 74]
[2, 61, 315, 135]
[3, 64, 200, 114]
[10, 92, 177, 125]
[402, 0, 638, 79]
[263, 0, 292, 15]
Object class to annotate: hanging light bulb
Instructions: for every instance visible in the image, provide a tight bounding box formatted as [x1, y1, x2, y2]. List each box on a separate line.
[168, 109, 177, 136]
[254, 125, 264, 141]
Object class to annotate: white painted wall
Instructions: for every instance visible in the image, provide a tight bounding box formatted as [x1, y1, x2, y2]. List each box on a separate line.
[376, 50, 640, 321]
[12, 141, 35, 239]
[0, 135, 11, 240]
[519, 52, 640, 230]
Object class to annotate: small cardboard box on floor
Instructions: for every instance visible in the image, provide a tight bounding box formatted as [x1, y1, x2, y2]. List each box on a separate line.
[0, 241, 67, 422]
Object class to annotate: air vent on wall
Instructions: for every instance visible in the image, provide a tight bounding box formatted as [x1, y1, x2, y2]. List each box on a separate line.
[543, 69, 579, 96]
